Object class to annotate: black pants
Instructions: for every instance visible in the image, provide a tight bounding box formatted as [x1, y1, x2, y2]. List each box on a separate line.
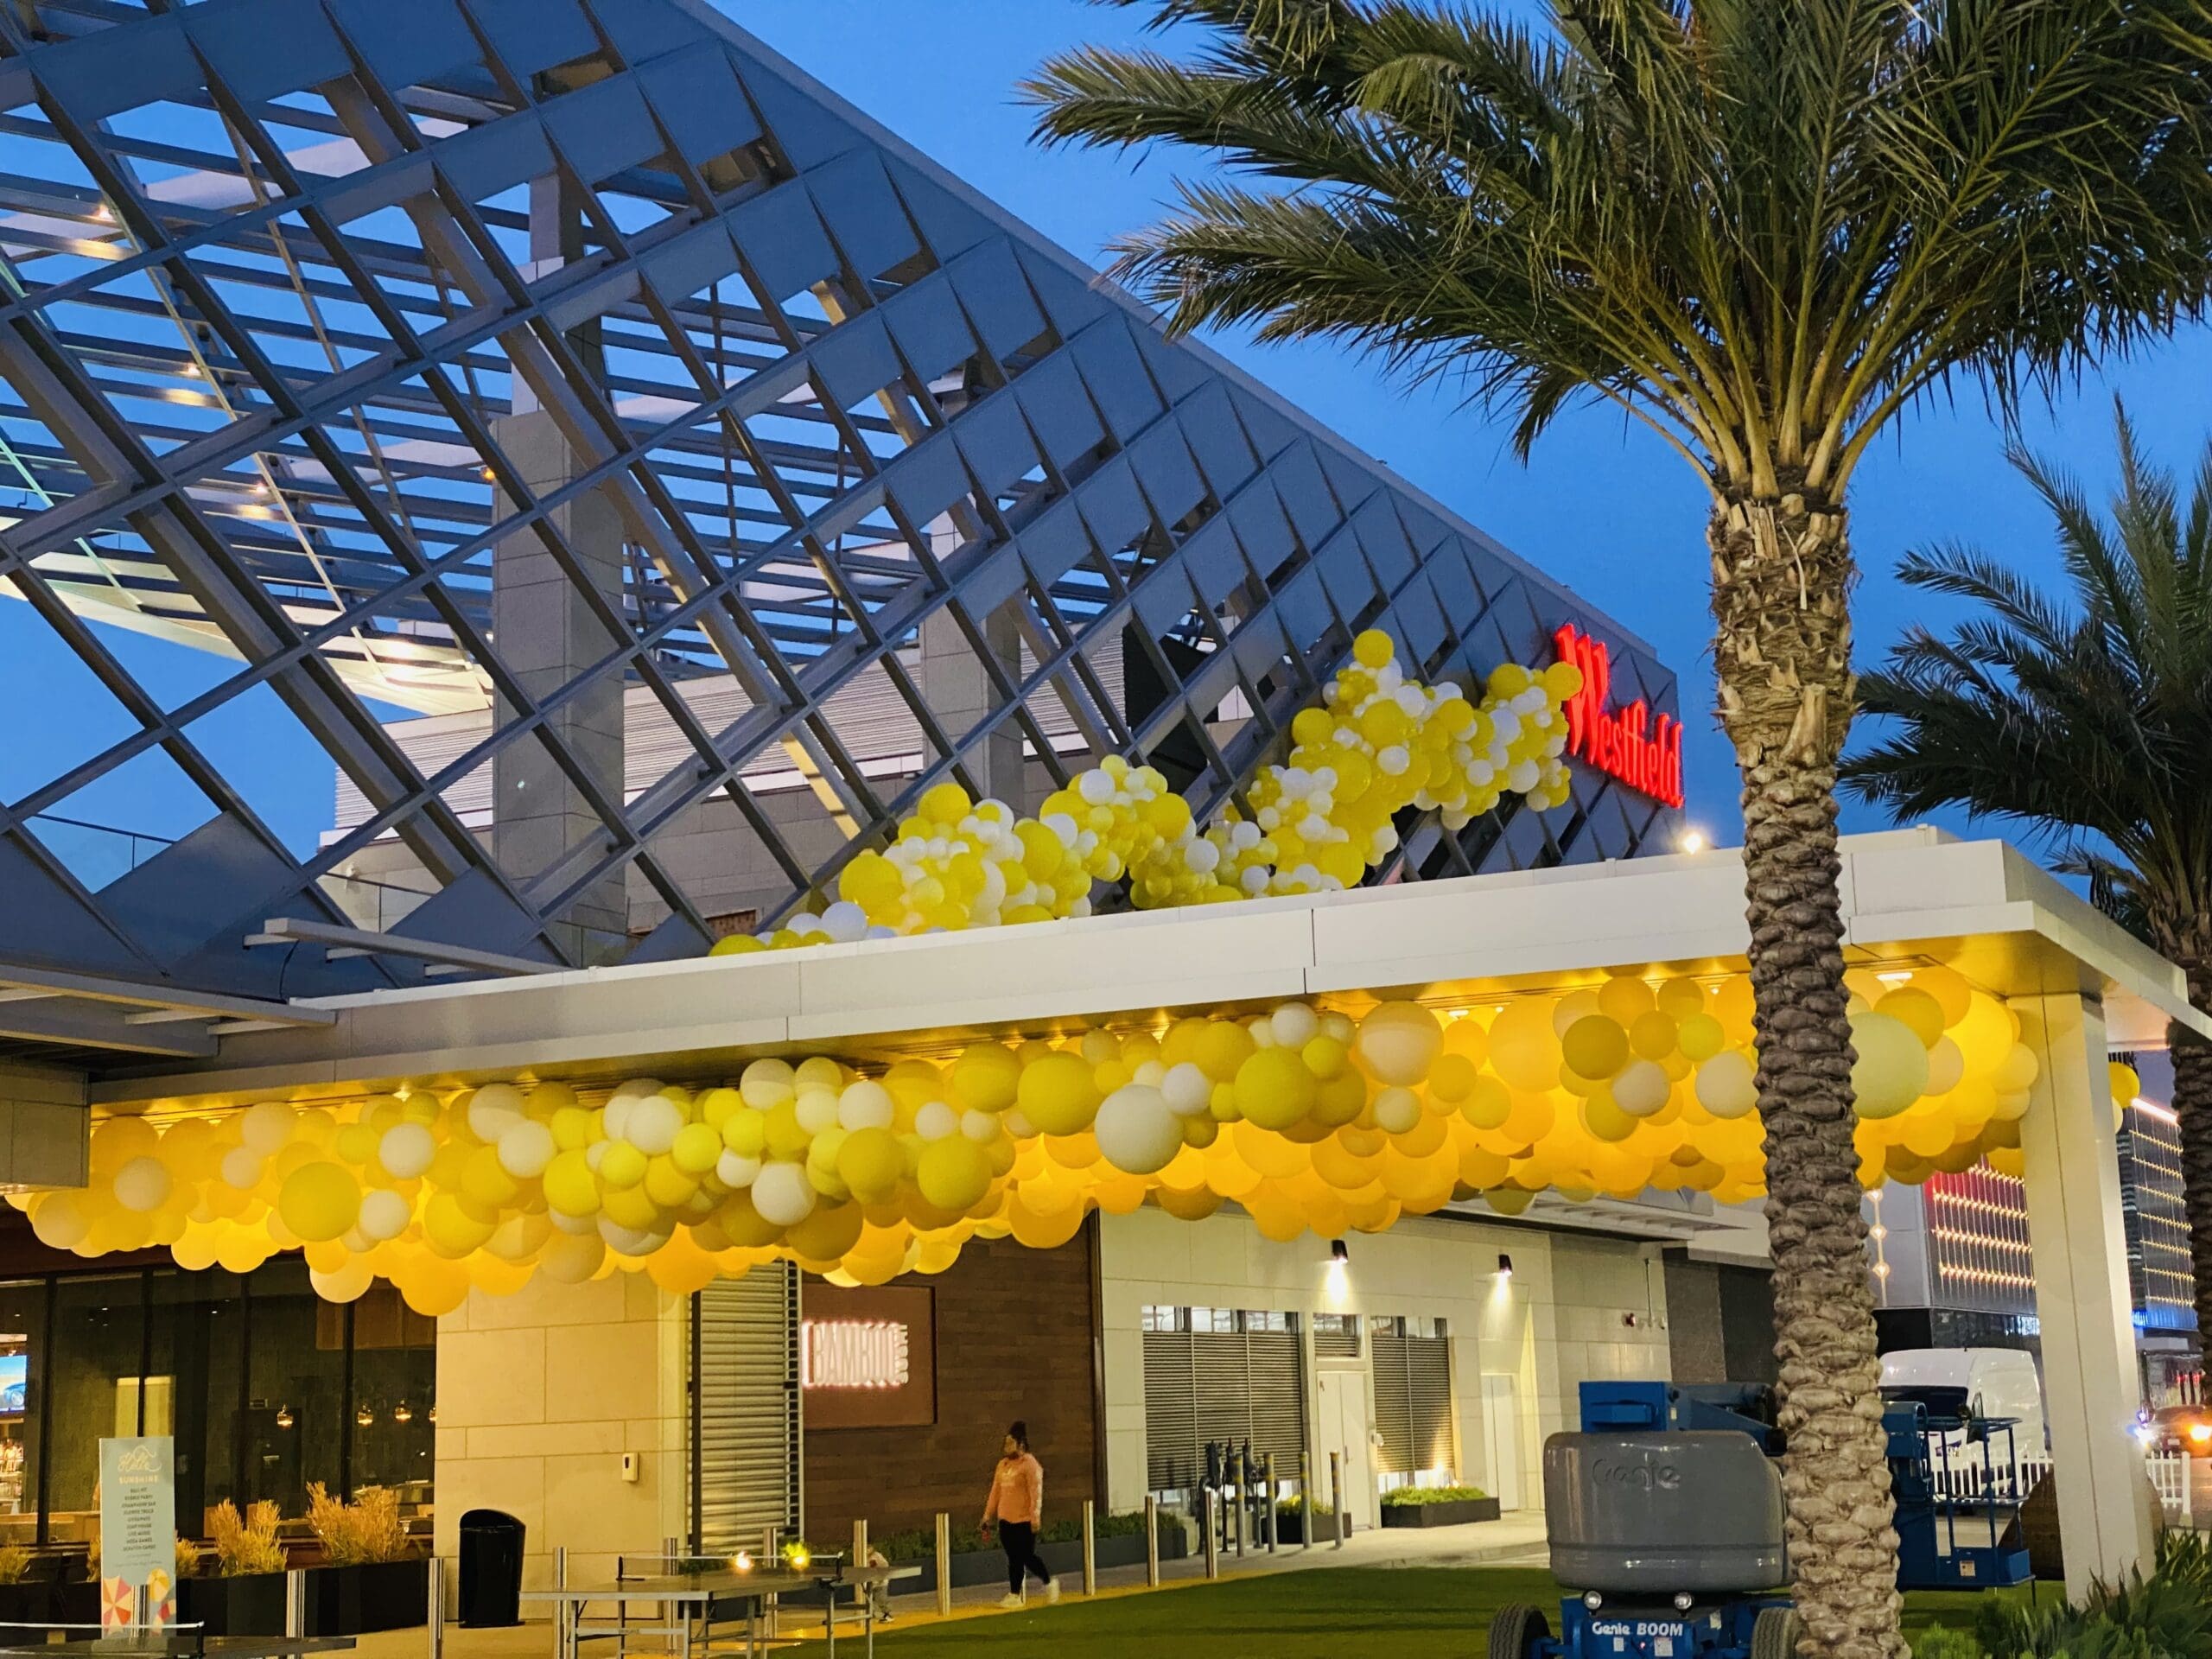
[1000, 1520, 1052, 1593]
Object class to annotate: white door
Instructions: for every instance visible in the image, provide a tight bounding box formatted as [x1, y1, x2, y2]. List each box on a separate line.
[1315, 1370, 1376, 1530]
[1480, 1373, 1525, 1511]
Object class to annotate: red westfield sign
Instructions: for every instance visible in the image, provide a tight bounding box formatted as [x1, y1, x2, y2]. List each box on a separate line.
[1553, 625, 1685, 809]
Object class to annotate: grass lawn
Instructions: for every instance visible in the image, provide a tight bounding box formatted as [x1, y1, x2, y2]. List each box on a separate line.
[777, 1567, 2058, 1656]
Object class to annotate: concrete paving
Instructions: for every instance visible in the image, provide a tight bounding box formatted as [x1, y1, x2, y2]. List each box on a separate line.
[352, 1514, 1549, 1659]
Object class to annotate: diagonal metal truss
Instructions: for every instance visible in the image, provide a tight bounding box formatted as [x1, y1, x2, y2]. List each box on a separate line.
[0, 0, 1682, 1007]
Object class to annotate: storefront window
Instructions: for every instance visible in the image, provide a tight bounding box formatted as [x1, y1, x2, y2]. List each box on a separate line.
[346, 1287, 435, 1509]
[243, 1260, 343, 1514]
[9, 1258, 436, 1543]
[0, 1281, 45, 1542]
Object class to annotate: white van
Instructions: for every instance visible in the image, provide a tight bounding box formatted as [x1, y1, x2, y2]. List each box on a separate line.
[1881, 1347, 2047, 1456]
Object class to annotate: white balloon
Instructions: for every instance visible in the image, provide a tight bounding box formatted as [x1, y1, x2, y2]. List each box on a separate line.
[750, 1161, 817, 1227]
[219, 1147, 265, 1191]
[715, 1150, 761, 1189]
[497, 1120, 556, 1179]
[1093, 1085, 1182, 1176]
[377, 1122, 435, 1180]
[624, 1096, 683, 1156]
[610, 1077, 664, 1101]
[112, 1155, 170, 1214]
[239, 1101, 294, 1154]
[960, 1109, 999, 1144]
[741, 1059, 797, 1109]
[485, 1211, 551, 1262]
[466, 1083, 528, 1143]
[602, 1095, 635, 1140]
[1161, 1063, 1212, 1118]
[795, 1090, 840, 1135]
[1612, 1059, 1671, 1118]
[821, 900, 869, 944]
[1373, 1087, 1423, 1135]
[358, 1188, 410, 1242]
[597, 1217, 671, 1256]
[1270, 1002, 1320, 1050]
[547, 1208, 599, 1236]
[914, 1101, 959, 1142]
[836, 1081, 895, 1132]
[1695, 1051, 1759, 1120]
[309, 1261, 374, 1304]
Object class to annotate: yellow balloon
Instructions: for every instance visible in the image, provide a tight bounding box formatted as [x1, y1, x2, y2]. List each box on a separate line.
[276, 1161, 359, 1244]
[916, 1137, 990, 1211]
[836, 1127, 905, 1205]
[1561, 1016, 1629, 1081]
[1233, 1047, 1318, 1130]
[1489, 1000, 1561, 1093]
[1017, 1052, 1101, 1135]
[951, 1044, 1021, 1113]
[1596, 976, 1655, 1027]
[1848, 1013, 1929, 1119]
[1876, 988, 1946, 1048]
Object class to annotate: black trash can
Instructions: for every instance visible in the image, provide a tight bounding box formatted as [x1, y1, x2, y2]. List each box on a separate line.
[458, 1509, 526, 1627]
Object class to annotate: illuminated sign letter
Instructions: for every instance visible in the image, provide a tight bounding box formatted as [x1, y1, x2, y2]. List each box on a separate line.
[1553, 625, 1685, 810]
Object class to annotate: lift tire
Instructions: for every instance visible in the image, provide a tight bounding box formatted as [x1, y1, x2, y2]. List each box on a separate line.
[1751, 1606, 1804, 1659]
[1490, 1602, 1549, 1659]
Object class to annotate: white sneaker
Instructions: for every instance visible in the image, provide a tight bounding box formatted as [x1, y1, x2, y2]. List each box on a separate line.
[1043, 1580, 1061, 1605]
[998, 1592, 1025, 1610]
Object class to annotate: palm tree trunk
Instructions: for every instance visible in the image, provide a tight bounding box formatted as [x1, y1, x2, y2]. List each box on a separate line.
[2168, 964, 2212, 1342]
[1710, 486, 1902, 1659]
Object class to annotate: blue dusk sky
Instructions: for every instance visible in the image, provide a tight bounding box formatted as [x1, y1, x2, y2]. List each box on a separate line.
[6, 1, 2208, 862]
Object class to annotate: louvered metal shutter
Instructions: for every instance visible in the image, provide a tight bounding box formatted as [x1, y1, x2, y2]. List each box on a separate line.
[1407, 1336, 1455, 1473]
[1143, 1321, 1306, 1491]
[693, 1264, 799, 1550]
[1246, 1332, 1307, 1470]
[1143, 1331, 1198, 1490]
[1372, 1327, 1455, 1477]
[1372, 1329, 1415, 1474]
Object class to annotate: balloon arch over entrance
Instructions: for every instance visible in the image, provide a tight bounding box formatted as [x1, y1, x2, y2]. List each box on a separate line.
[79, 828, 2208, 1599]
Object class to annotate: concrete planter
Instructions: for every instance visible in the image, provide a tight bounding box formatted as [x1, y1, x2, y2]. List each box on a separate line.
[0, 1579, 98, 1630]
[1378, 1497, 1501, 1529]
[176, 1561, 429, 1636]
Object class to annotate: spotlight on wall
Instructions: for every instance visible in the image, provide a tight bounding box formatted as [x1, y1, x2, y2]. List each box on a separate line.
[1677, 827, 1708, 855]
[275, 1405, 294, 1430]
[1330, 1240, 1351, 1264]
[1496, 1253, 1515, 1279]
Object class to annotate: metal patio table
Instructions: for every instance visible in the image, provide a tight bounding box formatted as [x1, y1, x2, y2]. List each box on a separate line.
[522, 1564, 916, 1659]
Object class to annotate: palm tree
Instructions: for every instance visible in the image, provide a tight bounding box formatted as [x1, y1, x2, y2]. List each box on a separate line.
[1022, 4, 2212, 1650]
[1845, 404, 2212, 1346]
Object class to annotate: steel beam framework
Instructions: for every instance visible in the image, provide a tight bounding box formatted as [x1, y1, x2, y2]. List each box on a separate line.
[0, 0, 1681, 1003]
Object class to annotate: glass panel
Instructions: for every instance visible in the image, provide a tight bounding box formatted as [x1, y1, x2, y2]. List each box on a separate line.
[242, 1260, 343, 1518]
[47, 1273, 148, 1548]
[152, 1269, 245, 1537]
[347, 1286, 435, 1511]
[0, 1280, 45, 1542]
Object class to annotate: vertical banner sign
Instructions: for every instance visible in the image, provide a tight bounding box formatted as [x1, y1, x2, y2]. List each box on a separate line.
[99, 1437, 175, 1629]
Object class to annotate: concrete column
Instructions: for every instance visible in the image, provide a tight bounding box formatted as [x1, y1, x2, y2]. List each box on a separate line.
[2012, 991, 2157, 1597]
[491, 411, 626, 959]
[0, 1065, 86, 1188]
[921, 602, 1026, 811]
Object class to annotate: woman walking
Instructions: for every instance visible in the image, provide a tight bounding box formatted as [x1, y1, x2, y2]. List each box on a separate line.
[981, 1421, 1058, 1610]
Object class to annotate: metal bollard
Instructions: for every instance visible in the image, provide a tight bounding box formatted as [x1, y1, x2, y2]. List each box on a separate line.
[1143, 1496, 1160, 1587]
[1263, 1454, 1277, 1554]
[284, 1566, 306, 1638]
[1229, 1449, 1244, 1557]
[426, 1556, 444, 1659]
[1081, 1498, 1096, 1596]
[1202, 1488, 1220, 1579]
[1330, 1452, 1345, 1548]
[1299, 1452, 1313, 1551]
[935, 1512, 953, 1615]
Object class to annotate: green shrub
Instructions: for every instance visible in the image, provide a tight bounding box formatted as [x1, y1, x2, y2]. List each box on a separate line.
[1276, 1495, 1332, 1518]
[1379, 1484, 1490, 1507]
[1970, 1531, 2212, 1659]
[1911, 1624, 1985, 1659]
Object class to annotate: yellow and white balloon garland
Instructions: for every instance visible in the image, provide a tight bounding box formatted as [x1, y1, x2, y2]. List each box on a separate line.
[710, 631, 1581, 950]
[18, 967, 2124, 1313]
